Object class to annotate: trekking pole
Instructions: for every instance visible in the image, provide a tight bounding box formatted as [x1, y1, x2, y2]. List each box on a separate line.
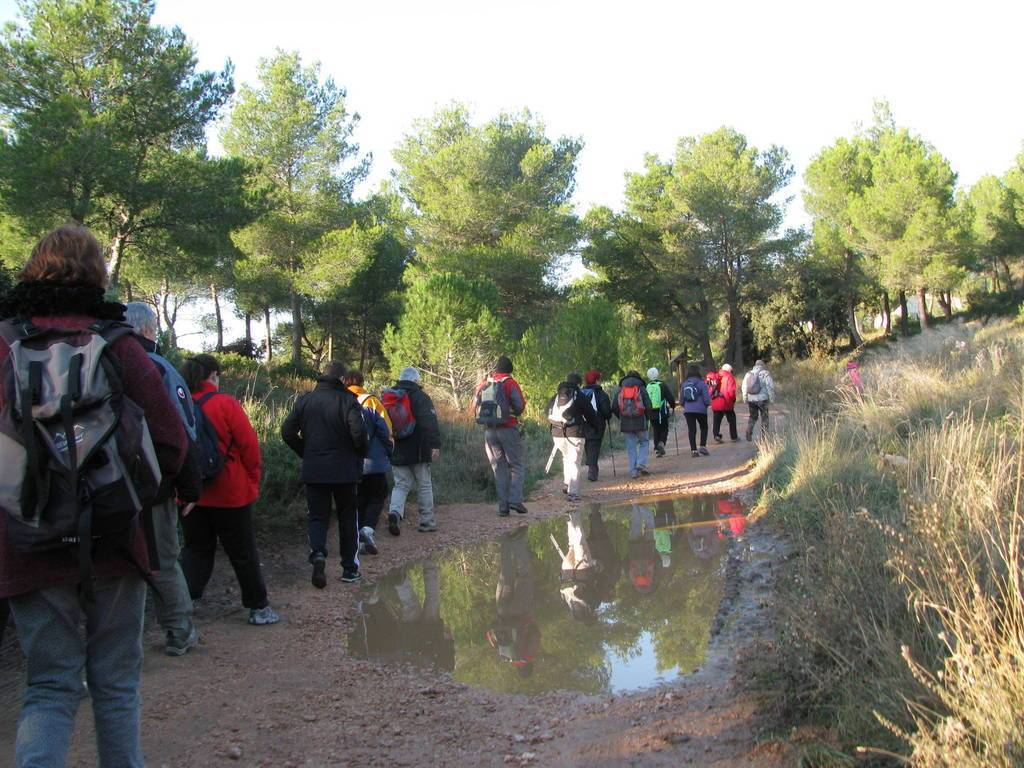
[607, 425, 617, 478]
[672, 406, 680, 456]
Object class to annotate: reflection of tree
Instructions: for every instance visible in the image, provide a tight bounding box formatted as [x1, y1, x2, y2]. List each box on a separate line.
[362, 496, 740, 695]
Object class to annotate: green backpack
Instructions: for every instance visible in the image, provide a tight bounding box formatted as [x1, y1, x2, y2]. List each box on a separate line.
[646, 381, 664, 410]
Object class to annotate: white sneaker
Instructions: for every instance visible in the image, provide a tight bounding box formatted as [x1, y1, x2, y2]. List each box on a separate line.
[360, 526, 378, 555]
[248, 605, 280, 626]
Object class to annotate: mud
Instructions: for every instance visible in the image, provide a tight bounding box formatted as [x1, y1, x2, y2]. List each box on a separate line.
[0, 417, 791, 766]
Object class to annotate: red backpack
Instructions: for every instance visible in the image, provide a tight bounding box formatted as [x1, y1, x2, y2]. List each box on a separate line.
[381, 387, 417, 439]
[618, 385, 645, 418]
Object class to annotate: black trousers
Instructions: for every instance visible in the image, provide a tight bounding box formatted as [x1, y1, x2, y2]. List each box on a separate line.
[652, 420, 670, 449]
[307, 483, 359, 571]
[0, 597, 8, 645]
[584, 437, 602, 468]
[180, 504, 269, 610]
[357, 473, 389, 532]
[684, 412, 708, 450]
[713, 410, 738, 440]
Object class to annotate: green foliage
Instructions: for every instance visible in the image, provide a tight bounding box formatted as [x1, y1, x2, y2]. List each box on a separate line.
[516, 292, 620, 414]
[0, 0, 244, 287]
[393, 104, 581, 333]
[382, 272, 506, 409]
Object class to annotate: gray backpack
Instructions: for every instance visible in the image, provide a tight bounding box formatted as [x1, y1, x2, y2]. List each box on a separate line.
[0, 319, 161, 591]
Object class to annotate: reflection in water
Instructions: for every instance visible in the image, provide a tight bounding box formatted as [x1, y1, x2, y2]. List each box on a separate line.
[347, 495, 747, 695]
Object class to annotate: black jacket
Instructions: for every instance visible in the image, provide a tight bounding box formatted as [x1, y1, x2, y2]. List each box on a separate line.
[580, 384, 613, 440]
[281, 377, 369, 485]
[647, 380, 678, 425]
[611, 374, 654, 433]
[391, 380, 442, 466]
[545, 382, 600, 438]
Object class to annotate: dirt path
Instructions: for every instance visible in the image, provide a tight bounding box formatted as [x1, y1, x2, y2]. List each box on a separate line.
[0, 416, 790, 767]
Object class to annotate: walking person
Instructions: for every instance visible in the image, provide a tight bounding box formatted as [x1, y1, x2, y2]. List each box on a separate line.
[611, 370, 654, 479]
[344, 369, 393, 556]
[179, 354, 280, 624]
[646, 367, 677, 458]
[742, 359, 776, 441]
[580, 370, 612, 481]
[384, 367, 442, 534]
[711, 363, 740, 443]
[680, 364, 712, 457]
[546, 372, 600, 503]
[283, 362, 369, 586]
[0, 226, 188, 768]
[474, 355, 527, 516]
[125, 301, 204, 657]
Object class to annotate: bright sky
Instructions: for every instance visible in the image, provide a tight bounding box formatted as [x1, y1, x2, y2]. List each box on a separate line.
[1, 0, 1022, 343]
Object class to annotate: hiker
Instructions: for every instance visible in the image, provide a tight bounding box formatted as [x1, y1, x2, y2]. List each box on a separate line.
[580, 370, 612, 481]
[385, 367, 442, 534]
[283, 361, 369, 586]
[611, 370, 654, 479]
[344, 369, 393, 557]
[474, 355, 527, 516]
[0, 226, 188, 768]
[125, 301, 204, 656]
[646, 367, 677, 458]
[654, 500, 677, 570]
[546, 371, 600, 503]
[711, 363, 739, 443]
[742, 359, 776, 441]
[680, 364, 712, 457]
[628, 503, 658, 595]
[179, 354, 279, 625]
[845, 360, 864, 392]
[487, 527, 540, 677]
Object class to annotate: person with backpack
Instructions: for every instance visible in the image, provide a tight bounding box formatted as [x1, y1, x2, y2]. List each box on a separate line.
[179, 354, 279, 625]
[680, 364, 712, 457]
[741, 359, 776, 441]
[283, 361, 369, 586]
[0, 226, 188, 768]
[546, 372, 600, 503]
[711, 363, 739, 443]
[344, 369, 393, 557]
[611, 370, 654, 479]
[645, 367, 677, 458]
[385, 367, 442, 534]
[580, 370, 612, 482]
[125, 301, 204, 657]
[473, 355, 527, 516]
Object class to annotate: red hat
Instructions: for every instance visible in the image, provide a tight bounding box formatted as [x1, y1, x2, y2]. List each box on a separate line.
[585, 370, 601, 385]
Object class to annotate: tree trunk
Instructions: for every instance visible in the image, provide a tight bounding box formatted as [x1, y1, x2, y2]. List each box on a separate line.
[882, 291, 892, 335]
[937, 292, 953, 320]
[264, 307, 273, 362]
[998, 257, 1014, 292]
[290, 290, 303, 367]
[244, 313, 252, 346]
[846, 294, 863, 347]
[917, 287, 930, 330]
[898, 290, 909, 335]
[211, 283, 224, 350]
[697, 330, 715, 370]
[107, 231, 128, 293]
[160, 278, 178, 349]
[727, 300, 744, 368]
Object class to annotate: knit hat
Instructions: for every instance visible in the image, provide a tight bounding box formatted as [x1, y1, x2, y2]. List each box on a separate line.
[584, 369, 601, 385]
[647, 367, 659, 380]
[721, 363, 733, 372]
[399, 366, 421, 382]
[495, 355, 513, 374]
[754, 359, 765, 367]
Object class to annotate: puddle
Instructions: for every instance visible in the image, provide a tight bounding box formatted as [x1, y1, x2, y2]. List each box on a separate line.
[347, 495, 748, 696]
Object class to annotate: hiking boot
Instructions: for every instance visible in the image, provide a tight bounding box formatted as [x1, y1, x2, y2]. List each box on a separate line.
[745, 431, 753, 442]
[630, 470, 640, 479]
[498, 506, 510, 517]
[714, 435, 724, 443]
[698, 447, 710, 456]
[731, 437, 740, 442]
[165, 625, 199, 657]
[562, 485, 568, 494]
[655, 442, 665, 457]
[691, 450, 699, 458]
[567, 494, 581, 503]
[311, 555, 327, 589]
[248, 606, 280, 626]
[387, 512, 401, 536]
[418, 520, 438, 533]
[341, 569, 361, 584]
[510, 503, 528, 515]
[360, 526, 378, 555]
[587, 466, 598, 482]
[638, 465, 650, 476]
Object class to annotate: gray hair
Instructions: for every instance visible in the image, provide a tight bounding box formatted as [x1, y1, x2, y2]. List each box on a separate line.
[124, 301, 158, 338]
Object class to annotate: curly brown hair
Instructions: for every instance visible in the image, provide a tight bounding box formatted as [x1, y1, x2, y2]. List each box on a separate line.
[20, 225, 107, 287]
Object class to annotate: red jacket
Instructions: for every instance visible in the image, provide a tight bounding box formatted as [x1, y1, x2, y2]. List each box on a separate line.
[0, 315, 187, 599]
[192, 380, 262, 508]
[712, 370, 737, 412]
[474, 372, 526, 427]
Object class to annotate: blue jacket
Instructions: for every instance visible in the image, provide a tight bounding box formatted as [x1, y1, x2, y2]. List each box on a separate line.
[680, 376, 711, 414]
[357, 395, 393, 475]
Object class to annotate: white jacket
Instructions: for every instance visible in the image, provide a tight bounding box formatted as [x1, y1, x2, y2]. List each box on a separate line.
[742, 366, 775, 403]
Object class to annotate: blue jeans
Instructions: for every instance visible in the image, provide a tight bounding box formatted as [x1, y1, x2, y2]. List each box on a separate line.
[623, 430, 650, 474]
[10, 575, 146, 768]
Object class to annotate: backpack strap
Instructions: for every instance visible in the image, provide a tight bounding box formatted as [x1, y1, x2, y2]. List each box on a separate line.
[0, 317, 40, 346]
[196, 391, 233, 458]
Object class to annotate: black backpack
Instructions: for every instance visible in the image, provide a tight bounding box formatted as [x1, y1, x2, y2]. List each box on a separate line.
[193, 392, 229, 483]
